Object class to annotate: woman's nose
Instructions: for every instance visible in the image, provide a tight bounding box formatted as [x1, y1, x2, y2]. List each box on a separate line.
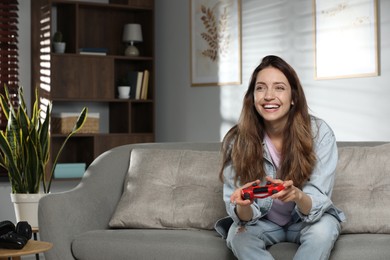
[264, 89, 275, 100]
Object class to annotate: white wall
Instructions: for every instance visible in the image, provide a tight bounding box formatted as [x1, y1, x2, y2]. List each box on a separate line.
[156, 0, 390, 142]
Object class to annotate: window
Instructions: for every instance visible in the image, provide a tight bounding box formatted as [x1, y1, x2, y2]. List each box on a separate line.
[0, 0, 19, 130]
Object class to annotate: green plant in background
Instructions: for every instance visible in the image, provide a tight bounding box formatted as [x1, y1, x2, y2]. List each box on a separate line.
[117, 77, 131, 86]
[0, 86, 88, 193]
[53, 31, 63, 42]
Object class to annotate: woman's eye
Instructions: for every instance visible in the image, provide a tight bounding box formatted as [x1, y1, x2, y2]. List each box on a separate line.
[275, 85, 285, 91]
[256, 85, 266, 91]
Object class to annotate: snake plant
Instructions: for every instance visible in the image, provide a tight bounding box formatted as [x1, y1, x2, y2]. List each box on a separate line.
[0, 86, 87, 193]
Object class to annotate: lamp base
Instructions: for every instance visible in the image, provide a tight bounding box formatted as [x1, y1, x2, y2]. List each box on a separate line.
[125, 45, 139, 56]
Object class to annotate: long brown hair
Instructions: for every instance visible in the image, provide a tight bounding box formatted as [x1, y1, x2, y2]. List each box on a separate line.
[219, 55, 316, 188]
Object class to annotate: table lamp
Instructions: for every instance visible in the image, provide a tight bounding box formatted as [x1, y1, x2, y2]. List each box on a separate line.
[122, 23, 143, 56]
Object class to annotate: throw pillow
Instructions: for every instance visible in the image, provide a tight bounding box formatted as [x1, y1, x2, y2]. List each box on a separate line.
[332, 143, 390, 234]
[109, 148, 226, 230]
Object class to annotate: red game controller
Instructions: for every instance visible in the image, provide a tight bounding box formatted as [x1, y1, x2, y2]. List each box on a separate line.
[241, 181, 285, 200]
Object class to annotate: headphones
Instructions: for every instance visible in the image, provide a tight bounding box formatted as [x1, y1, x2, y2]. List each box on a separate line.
[0, 220, 32, 249]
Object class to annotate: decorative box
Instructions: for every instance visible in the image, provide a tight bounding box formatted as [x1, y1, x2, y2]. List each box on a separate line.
[54, 163, 86, 179]
[52, 112, 100, 134]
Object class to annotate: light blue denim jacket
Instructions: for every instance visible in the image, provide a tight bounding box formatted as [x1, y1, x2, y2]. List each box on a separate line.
[220, 116, 346, 228]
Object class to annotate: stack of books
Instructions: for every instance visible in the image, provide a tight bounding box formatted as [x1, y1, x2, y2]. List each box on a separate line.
[79, 47, 108, 56]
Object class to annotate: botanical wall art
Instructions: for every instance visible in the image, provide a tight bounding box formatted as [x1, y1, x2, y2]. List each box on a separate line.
[314, 0, 378, 79]
[190, 0, 241, 86]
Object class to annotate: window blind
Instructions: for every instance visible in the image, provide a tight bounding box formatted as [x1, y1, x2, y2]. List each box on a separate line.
[0, 0, 19, 130]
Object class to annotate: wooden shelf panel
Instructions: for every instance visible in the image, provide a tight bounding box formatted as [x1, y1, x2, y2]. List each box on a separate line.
[51, 55, 114, 99]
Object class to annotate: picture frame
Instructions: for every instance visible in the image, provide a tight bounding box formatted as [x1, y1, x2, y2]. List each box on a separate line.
[313, 0, 379, 79]
[190, 0, 242, 86]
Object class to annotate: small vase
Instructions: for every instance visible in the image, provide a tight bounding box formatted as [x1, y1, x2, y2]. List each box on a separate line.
[10, 193, 47, 229]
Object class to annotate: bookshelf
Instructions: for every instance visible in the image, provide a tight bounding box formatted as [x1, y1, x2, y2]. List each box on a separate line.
[31, 0, 155, 179]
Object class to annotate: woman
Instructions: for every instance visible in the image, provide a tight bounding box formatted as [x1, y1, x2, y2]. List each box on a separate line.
[218, 55, 345, 260]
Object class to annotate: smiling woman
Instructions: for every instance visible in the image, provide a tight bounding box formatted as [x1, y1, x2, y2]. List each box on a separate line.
[217, 55, 345, 260]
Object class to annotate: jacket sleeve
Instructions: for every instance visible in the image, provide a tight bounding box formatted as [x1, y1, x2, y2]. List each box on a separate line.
[296, 119, 338, 223]
[222, 164, 267, 225]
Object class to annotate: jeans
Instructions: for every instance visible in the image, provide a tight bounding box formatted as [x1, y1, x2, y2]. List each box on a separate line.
[226, 213, 341, 260]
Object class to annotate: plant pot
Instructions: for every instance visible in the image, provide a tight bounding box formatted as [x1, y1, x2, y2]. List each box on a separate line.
[10, 193, 47, 229]
[53, 42, 66, 53]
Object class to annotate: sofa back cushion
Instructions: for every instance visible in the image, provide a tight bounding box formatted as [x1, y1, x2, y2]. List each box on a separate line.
[109, 148, 226, 230]
[332, 143, 390, 234]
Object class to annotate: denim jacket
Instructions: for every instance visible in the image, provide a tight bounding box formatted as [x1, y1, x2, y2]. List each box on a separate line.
[215, 116, 346, 237]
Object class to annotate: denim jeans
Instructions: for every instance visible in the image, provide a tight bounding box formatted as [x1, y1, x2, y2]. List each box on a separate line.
[226, 213, 341, 260]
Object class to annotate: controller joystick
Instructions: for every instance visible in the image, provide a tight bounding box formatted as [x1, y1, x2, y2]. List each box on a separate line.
[241, 181, 285, 200]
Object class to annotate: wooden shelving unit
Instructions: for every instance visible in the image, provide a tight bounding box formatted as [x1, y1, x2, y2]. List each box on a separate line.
[31, 0, 155, 179]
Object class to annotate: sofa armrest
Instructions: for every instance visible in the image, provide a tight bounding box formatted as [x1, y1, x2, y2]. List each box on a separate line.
[38, 144, 132, 260]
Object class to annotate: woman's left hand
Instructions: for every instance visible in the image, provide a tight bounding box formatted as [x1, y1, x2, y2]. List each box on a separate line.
[266, 176, 312, 215]
[266, 176, 300, 202]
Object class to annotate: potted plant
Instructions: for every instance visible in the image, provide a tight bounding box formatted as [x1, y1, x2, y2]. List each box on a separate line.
[116, 77, 131, 99]
[0, 86, 87, 227]
[53, 31, 66, 53]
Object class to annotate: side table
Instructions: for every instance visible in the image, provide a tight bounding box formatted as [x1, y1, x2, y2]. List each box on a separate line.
[0, 240, 52, 260]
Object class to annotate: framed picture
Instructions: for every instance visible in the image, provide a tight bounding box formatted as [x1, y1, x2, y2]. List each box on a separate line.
[190, 0, 242, 86]
[314, 0, 379, 79]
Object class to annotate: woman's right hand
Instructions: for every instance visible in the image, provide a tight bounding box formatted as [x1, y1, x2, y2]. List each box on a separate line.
[230, 180, 261, 221]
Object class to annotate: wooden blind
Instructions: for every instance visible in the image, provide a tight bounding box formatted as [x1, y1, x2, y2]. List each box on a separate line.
[0, 0, 19, 130]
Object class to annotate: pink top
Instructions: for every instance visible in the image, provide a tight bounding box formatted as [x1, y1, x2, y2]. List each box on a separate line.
[264, 134, 295, 226]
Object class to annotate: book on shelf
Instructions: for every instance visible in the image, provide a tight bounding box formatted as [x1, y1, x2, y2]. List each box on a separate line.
[135, 71, 144, 100]
[80, 52, 107, 56]
[140, 69, 150, 100]
[125, 69, 150, 100]
[79, 47, 108, 55]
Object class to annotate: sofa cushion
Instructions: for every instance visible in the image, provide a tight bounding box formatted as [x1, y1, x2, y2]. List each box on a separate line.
[109, 148, 225, 230]
[332, 143, 390, 234]
[72, 229, 235, 260]
[267, 234, 390, 259]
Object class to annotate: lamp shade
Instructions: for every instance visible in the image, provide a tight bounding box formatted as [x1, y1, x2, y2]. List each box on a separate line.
[122, 24, 143, 43]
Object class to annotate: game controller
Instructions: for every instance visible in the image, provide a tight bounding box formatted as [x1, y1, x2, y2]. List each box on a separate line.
[241, 181, 285, 200]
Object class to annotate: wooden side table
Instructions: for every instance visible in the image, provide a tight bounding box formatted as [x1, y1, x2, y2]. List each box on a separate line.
[0, 240, 52, 260]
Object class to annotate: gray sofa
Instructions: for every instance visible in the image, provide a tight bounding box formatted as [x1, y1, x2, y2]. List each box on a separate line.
[39, 142, 390, 260]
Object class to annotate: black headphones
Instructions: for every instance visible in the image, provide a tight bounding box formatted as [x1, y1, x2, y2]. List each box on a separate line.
[0, 220, 32, 249]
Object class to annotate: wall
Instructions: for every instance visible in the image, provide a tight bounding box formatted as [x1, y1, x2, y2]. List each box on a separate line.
[155, 0, 390, 142]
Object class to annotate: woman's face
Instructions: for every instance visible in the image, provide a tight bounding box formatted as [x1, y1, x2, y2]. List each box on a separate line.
[253, 67, 293, 129]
